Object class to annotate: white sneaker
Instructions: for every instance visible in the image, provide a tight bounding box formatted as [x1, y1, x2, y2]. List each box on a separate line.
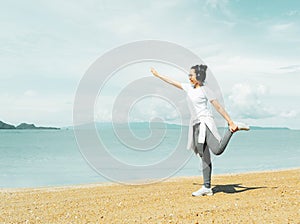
[192, 186, 213, 196]
[235, 122, 250, 131]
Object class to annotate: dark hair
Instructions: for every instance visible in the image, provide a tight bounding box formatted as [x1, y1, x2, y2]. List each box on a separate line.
[191, 64, 207, 83]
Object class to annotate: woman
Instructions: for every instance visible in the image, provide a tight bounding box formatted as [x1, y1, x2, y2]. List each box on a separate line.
[150, 65, 249, 196]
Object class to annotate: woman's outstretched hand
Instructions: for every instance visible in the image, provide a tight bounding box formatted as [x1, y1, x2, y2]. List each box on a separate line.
[229, 122, 238, 133]
[150, 67, 159, 77]
[149, 67, 183, 89]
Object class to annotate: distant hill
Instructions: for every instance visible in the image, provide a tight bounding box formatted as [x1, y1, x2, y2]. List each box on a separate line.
[0, 121, 16, 129]
[0, 121, 60, 130]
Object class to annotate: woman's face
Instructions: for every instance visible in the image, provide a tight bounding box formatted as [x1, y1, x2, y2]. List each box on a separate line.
[189, 69, 198, 86]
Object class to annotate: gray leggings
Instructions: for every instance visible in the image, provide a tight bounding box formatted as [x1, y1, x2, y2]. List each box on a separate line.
[193, 123, 233, 188]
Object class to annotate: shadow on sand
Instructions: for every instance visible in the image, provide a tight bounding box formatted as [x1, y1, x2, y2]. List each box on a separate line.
[193, 182, 267, 194]
[212, 183, 267, 194]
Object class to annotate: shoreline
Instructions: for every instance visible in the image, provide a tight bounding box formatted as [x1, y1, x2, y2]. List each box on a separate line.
[1, 168, 299, 223]
[1, 167, 299, 192]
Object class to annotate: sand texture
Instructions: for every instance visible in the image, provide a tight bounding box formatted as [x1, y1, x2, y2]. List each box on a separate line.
[1, 169, 299, 223]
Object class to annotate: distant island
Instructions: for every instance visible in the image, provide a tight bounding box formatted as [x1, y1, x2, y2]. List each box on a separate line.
[0, 120, 60, 130]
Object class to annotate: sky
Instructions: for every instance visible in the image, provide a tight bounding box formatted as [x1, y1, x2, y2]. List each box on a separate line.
[1, 0, 300, 129]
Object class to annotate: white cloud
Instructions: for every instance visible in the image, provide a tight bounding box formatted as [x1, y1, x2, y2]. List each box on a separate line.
[279, 64, 300, 73]
[204, 0, 235, 21]
[227, 83, 275, 119]
[205, 0, 229, 10]
[92, 69, 189, 126]
[270, 22, 294, 32]
[285, 10, 300, 16]
[226, 82, 300, 128]
[95, 95, 184, 123]
[280, 110, 298, 118]
[267, 22, 300, 43]
[24, 90, 37, 97]
[128, 96, 181, 122]
[0, 92, 73, 126]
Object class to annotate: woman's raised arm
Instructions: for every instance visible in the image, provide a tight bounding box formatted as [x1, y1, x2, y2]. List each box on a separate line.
[150, 68, 183, 90]
[210, 99, 238, 132]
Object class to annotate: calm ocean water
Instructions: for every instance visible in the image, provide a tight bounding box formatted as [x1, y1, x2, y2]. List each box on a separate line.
[0, 125, 299, 188]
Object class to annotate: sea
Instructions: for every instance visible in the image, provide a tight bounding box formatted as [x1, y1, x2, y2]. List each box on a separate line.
[0, 123, 299, 188]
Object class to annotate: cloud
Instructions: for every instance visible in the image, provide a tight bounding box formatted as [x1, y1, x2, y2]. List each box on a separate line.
[270, 22, 294, 32]
[128, 96, 181, 122]
[94, 73, 190, 124]
[0, 91, 73, 126]
[205, 0, 228, 8]
[95, 95, 185, 124]
[227, 83, 275, 119]
[285, 10, 300, 16]
[280, 110, 298, 118]
[24, 90, 37, 97]
[279, 64, 300, 73]
[267, 22, 300, 43]
[227, 82, 299, 127]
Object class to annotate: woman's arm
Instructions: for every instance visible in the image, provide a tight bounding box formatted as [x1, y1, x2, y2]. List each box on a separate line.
[150, 68, 183, 90]
[210, 99, 238, 132]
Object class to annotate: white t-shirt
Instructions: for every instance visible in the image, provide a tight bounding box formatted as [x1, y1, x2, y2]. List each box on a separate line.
[181, 83, 221, 148]
[181, 83, 217, 125]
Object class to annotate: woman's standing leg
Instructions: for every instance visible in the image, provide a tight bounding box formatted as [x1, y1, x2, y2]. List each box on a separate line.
[197, 142, 212, 188]
[193, 124, 213, 186]
[193, 124, 213, 195]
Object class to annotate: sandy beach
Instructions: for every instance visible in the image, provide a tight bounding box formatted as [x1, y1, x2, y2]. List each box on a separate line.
[1, 169, 299, 223]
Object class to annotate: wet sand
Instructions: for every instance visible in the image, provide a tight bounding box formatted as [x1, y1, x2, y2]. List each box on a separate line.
[1, 169, 299, 223]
